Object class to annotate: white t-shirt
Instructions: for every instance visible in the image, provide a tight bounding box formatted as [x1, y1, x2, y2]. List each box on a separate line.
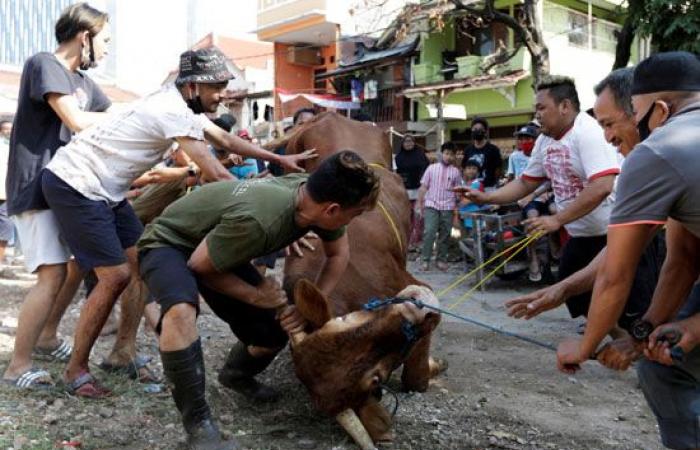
[522, 112, 620, 237]
[46, 86, 207, 203]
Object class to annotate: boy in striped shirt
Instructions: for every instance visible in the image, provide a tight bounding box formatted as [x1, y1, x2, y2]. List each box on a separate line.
[416, 142, 462, 271]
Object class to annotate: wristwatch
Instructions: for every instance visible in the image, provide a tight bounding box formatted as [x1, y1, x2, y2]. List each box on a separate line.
[631, 319, 654, 341]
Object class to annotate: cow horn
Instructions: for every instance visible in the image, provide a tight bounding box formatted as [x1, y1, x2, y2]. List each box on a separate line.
[336, 409, 378, 450]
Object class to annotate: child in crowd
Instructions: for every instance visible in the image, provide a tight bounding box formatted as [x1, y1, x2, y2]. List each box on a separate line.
[416, 143, 462, 271]
[459, 158, 485, 220]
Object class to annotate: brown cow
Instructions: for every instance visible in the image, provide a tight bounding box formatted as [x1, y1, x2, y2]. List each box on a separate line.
[277, 113, 446, 446]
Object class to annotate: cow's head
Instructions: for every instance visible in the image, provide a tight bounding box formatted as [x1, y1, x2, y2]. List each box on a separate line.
[289, 280, 441, 417]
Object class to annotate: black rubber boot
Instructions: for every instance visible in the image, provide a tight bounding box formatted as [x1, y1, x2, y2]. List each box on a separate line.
[218, 341, 279, 403]
[161, 339, 240, 450]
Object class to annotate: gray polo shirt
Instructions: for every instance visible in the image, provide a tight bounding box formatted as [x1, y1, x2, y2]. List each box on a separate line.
[610, 101, 700, 237]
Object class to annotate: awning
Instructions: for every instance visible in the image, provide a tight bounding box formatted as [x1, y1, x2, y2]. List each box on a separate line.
[402, 70, 529, 98]
[276, 88, 360, 110]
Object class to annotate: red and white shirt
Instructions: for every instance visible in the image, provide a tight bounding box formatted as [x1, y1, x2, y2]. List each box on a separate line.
[523, 112, 620, 237]
[421, 162, 461, 211]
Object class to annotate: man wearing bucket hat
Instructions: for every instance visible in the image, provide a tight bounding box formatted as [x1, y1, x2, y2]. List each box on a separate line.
[38, 46, 316, 401]
[554, 51, 700, 449]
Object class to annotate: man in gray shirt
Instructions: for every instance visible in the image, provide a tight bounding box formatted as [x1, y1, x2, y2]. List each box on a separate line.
[555, 51, 700, 450]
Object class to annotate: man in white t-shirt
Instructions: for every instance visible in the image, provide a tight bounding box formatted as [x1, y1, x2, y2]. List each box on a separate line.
[458, 76, 619, 313]
[39, 47, 314, 408]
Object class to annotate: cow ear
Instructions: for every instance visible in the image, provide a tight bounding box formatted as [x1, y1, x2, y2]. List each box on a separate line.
[293, 278, 333, 329]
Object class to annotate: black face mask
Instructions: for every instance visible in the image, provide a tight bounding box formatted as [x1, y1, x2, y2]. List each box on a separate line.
[637, 102, 656, 142]
[472, 129, 486, 141]
[79, 36, 96, 71]
[185, 96, 206, 114]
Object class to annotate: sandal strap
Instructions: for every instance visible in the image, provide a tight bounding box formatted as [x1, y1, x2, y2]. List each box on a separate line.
[50, 340, 73, 360]
[68, 372, 96, 392]
[16, 368, 52, 388]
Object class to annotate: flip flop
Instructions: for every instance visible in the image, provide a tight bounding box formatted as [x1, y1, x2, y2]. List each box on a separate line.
[66, 371, 112, 399]
[33, 340, 73, 362]
[98, 355, 159, 383]
[2, 368, 54, 390]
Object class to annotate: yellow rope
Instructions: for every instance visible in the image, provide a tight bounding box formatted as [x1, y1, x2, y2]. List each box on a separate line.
[376, 200, 404, 253]
[367, 163, 404, 254]
[437, 233, 530, 297]
[437, 231, 542, 298]
[447, 231, 543, 310]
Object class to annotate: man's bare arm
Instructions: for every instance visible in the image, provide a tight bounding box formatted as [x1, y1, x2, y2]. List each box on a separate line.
[176, 137, 233, 182]
[553, 175, 614, 227]
[506, 247, 604, 319]
[188, 239, 286, 309]
[203, 119, 316, 172]
[459, 177, 541, 205]
[579, 225, 657, 357]
[46, 93, 108, 132]
[315, 234, 351, 296]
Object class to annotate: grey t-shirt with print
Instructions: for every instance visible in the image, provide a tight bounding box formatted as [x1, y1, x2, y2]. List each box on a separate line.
[6, 52, 111, 215]
[610, 102, 700, 237]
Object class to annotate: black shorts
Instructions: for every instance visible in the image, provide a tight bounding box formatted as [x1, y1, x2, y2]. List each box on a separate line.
[41, 170, 144, 271]
[139, 246, 288, 348]
[563, 233, 666, 332]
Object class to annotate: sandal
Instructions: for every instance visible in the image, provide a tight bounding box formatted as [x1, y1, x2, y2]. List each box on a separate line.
[98, 355, 159, 383]
[33, 340, 73, 362]
[2, 368, 54, 390]
[66, 371, 112, 398]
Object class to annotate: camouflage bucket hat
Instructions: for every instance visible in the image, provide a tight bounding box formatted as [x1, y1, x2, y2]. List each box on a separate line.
[176, 47, 235, 84]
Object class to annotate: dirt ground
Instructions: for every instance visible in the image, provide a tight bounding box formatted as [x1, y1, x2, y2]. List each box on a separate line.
[0, 255, 664, 450]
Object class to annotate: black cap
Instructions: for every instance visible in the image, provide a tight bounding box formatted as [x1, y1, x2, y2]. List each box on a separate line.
[514, 125, 539, 138]
[176, 47, 235, 85]
[632, 51, 700, 95]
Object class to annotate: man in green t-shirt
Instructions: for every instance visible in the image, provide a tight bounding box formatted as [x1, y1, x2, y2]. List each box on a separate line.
[137, 150, 380, 450]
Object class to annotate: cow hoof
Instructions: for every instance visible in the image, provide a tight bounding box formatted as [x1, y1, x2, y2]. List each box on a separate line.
[429, 357, 448, 378]
[187, 419, 240, 450]
[218, 375, 279, 403]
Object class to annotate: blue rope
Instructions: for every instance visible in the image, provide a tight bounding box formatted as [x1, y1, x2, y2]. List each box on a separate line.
[363, 296, 558, 352]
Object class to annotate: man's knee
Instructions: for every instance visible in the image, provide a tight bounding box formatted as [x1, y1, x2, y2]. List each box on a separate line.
[35, 264, 67, 291]
[97, 264, 132, 292]
[162, 303, 197, 334]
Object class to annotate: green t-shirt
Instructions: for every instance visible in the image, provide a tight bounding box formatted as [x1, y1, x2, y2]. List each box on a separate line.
[137, 174, 345, 272]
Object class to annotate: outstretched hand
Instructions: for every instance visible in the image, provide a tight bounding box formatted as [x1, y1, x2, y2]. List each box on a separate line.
[280, 149, 318, 172]
[505, 284, 567, 320]
[286, 231, 319, 257]
[451, 186, 490, 205]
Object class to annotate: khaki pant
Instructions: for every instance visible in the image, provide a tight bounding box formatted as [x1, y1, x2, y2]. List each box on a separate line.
[421, 207, 452, 263]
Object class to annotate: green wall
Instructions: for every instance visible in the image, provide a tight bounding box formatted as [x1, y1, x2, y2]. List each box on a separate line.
[419, 19, 455, 66]
[416, 77, 535, 122]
